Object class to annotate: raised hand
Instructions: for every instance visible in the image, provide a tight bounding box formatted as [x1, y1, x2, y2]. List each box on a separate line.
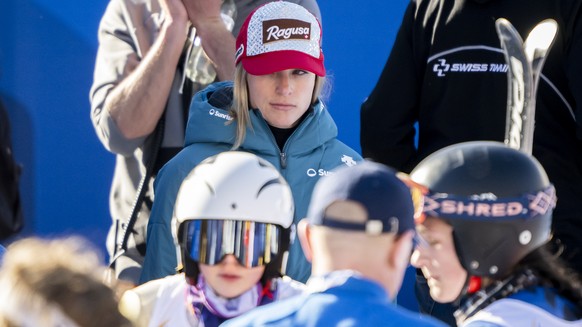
[181, 0, 223, 29]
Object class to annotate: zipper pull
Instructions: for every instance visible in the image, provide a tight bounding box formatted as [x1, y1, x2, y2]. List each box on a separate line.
[280, 152, 287, 169]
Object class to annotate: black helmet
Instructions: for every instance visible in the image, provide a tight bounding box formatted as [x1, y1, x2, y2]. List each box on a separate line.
[410, 141, 555, 278]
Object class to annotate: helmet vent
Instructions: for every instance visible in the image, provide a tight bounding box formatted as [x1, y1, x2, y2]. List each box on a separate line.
[257, 178, 282, 197]
[204, 181, 215, 195]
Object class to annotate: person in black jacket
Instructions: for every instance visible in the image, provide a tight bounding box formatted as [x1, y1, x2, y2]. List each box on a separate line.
[360, 0, 582, 325]
[0, 99, 22, 241]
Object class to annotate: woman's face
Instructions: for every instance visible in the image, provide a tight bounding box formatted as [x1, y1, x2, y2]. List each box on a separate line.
[411, 218, 467, 303]
[247, 69, 316, 129]
[199, 254, 265, 299]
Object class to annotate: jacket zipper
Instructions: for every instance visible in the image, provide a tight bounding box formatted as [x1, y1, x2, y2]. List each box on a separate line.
[280, 152, 287, 169]
[255, 108, 314, 170]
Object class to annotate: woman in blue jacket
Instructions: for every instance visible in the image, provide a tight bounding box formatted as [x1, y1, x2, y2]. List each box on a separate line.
[140, 1, 361, 285]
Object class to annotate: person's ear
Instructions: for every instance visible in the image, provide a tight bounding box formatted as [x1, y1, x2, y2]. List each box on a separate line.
[389, 230, 414, 271]
[297, 219, 313, 263]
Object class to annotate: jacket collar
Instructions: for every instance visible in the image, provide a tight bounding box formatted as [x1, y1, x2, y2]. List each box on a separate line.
[185, 81, 338, 155]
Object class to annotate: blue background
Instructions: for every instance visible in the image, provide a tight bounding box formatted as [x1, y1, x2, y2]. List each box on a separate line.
[0, 0, 416, 310]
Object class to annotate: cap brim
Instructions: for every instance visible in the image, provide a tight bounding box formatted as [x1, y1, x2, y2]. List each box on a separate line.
[242, 50, 325, 76]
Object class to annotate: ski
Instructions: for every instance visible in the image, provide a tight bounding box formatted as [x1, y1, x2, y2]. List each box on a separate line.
[495, 18, 558, 154]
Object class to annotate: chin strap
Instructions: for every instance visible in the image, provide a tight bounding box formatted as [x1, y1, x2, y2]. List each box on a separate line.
[454, 268, 539, 324]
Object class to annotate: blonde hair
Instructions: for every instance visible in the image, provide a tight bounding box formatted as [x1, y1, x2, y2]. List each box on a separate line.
[230, 65, 326, 149]
[0, 237, 132, 327]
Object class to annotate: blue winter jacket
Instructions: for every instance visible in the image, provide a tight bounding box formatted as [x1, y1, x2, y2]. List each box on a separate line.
[221, 275, 447, 327]
[140, 81, 362, 284]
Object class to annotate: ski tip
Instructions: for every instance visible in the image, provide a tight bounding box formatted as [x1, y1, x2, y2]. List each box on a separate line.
[495, 18, 519, 32]
[524, 19, 558, 62]
[525, 19, 558, 48]
[495, 18, 510, 26]
[495, 17, 524, 47]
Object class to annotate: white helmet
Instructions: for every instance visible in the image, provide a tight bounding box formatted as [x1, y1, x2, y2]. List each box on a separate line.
[172, 151, 294, 280]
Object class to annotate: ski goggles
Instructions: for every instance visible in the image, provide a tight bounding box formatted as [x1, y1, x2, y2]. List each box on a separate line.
[181, 219, 285, 268]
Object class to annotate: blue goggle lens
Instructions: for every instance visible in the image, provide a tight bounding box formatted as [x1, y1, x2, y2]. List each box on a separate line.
[184, 219, 283, 267]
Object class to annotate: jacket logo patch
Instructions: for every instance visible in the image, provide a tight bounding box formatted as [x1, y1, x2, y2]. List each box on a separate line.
[432, 58, 507, 77]
[263, 19, 310, 44]
[306, 168, 333, 177]
[208, 109, 233, 121]
[341, 155, 357, 167]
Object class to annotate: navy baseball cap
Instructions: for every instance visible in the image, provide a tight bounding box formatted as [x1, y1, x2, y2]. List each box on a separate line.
[306, 161, 415, 235]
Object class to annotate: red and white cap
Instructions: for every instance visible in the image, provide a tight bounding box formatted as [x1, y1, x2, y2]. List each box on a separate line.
[235, 1, 325, 76]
